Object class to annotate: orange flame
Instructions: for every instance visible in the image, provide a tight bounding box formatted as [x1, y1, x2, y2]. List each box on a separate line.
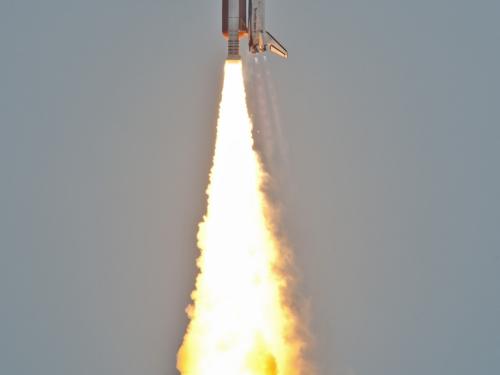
[177, 61, 305, 375]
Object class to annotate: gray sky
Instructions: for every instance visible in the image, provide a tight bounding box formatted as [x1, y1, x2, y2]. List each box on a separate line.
[1, 1, 499, 374]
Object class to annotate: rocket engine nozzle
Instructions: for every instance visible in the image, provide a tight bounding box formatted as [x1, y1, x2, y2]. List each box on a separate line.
[227, 33, 241, 60]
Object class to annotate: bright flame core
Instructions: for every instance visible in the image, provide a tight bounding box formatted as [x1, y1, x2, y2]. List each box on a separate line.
[177, 61, 304, 374]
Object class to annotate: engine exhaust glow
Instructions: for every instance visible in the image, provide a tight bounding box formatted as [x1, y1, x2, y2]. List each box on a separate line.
[177, 61, 305, 375]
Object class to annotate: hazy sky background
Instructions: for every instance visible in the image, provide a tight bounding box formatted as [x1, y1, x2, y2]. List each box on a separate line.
[1, 1, 499, 374]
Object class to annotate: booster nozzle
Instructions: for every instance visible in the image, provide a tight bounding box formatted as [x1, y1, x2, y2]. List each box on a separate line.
[227, 31, 241, 60]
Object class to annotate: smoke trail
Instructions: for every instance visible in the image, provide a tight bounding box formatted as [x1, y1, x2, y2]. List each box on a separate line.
[244, 55, 290, 183]
[177, 61, 306, 374]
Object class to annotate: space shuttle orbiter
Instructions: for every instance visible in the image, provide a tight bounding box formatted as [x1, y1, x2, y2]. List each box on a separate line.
[222, 0, 288, 60]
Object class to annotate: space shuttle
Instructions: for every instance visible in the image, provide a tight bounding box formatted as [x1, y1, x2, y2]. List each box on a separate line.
[222, 0, 288, 60]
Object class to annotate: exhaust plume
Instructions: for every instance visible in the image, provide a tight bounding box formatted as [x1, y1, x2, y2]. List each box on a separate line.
[177, 61, 306, 374]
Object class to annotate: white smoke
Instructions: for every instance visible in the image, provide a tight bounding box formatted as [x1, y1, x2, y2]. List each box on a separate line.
[243, 55, 290, 190]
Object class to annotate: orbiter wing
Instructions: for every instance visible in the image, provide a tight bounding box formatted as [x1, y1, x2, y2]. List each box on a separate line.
[265, 31, 288, 59]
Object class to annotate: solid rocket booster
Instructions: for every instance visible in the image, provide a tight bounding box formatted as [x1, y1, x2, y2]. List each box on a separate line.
[222, 0, 248, 60]
[222, 0, 288, 60]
